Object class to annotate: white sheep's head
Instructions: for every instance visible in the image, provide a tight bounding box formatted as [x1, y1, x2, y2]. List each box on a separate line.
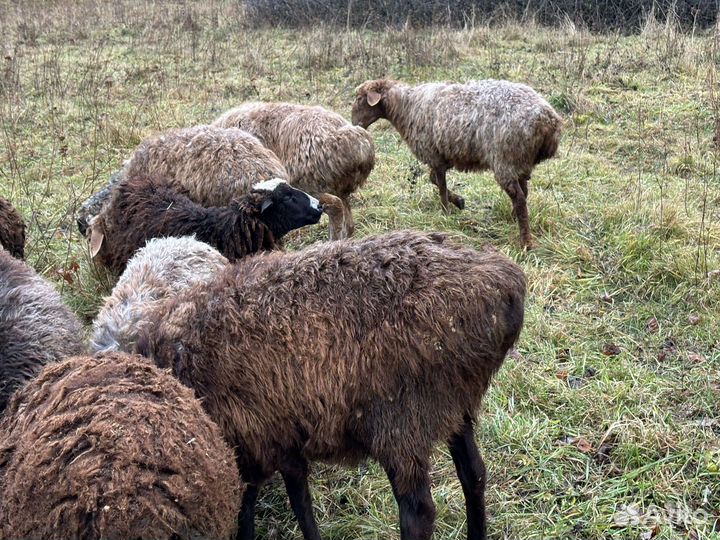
[352, 79, 397, 128]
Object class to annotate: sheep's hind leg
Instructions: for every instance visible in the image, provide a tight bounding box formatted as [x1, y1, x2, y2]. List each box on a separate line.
[448, 415, 487, 540]
[236, 483, 259, 540]
[382, 459, 436, 540]
[498, 174, 534, 248]
[281, 457, 321, 540]
[430, 168, 465, 212]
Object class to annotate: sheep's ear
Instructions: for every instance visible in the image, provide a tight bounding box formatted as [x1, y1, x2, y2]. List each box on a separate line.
[367, 90, 382, 106]
[260, 199, 273, 213]
[89, 226, 104, 257]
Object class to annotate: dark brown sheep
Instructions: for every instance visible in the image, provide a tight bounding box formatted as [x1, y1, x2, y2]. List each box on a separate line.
[0, 248, 85, 414]
[0, 197, 25, 259]
[136, 230, 527, 540]
[0, 353, 243, 540]
[89, 175, 323, 274]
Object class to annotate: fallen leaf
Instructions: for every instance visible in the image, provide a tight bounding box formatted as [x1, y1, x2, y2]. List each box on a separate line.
[640, 524, 661, 539]
[688, 351, 706, 363]
[575, 438, 593, 453]
[688, 313, 701, 325]
[602, 343, 621, 356]
[556, 369, 569, 381]
[645, 317, 659, 333]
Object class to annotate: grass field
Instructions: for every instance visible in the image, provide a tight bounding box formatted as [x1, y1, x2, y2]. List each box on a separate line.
[1, 1, 719, 538]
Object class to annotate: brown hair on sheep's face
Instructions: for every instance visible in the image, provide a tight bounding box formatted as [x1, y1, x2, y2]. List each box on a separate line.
[352, 79, 394, 128]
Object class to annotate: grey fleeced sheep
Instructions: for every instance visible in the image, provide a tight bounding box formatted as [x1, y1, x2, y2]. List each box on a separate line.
[0, 198, 25, 260]
[0, 353, 243, 540]
[91, 236, 228, 354]
[212, 102, 376, 239]
[76, 125, 289, 234]
[135, 230, 526, 540]
[352, 78, 563, 248]
[0, 248, 86, 414]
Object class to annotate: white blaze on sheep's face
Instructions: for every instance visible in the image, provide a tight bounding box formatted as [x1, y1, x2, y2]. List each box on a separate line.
[252, 178, 287, 193]
[307, 193, 321, 211]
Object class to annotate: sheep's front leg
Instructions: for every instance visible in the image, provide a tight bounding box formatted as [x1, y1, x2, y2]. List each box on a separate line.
[236, 483, 259, 540]
[448, 415, 487, 540]
[382, 460, 436, 540]
[281, 458, 321, 540]
[430, 168, 465, 211]
[341, 197, 355, 238]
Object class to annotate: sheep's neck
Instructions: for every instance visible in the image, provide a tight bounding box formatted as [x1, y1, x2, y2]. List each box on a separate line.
[382, 85, 413, 140]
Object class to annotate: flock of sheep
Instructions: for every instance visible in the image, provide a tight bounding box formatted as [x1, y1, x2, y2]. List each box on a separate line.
[0, 77, 562, 540]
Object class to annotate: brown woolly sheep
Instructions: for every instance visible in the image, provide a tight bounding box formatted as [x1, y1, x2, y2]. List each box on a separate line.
[352, 78, 563, 248]
[89, 175, 322, 274]
[136, 230, 526, 540]
[212, 102, 375, 239]
[91, 236, 228, 354]
[0, 197, 25, 259]
[0, 353, 243, 540]
[0, 248, 85, 414]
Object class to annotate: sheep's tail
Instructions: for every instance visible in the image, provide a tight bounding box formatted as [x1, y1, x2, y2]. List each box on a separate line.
[534, 112, 563, 165]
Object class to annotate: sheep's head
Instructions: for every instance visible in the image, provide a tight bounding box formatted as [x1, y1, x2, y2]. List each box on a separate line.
[250, 179, 323, 239]
[352, 79, 397, 128]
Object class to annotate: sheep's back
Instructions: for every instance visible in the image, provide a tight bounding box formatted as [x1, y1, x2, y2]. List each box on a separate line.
[124, 125, 287, 206]
[405, 81, 561, 172]
[215, 103, 375, 197]
[144, 230, 525, 467]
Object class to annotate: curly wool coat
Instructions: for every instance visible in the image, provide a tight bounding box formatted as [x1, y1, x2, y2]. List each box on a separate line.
[90, 175, 281, 274]
[353, 78, 563, 246]
[213, 102, 375, 238]
[0, 353, 243, 540]
[124, 124, 288, 206]
[91, 236, 228, 354]
[137, 229, 526, 540]
[0, 198, 25, 260]
[0, 248, 85, 414]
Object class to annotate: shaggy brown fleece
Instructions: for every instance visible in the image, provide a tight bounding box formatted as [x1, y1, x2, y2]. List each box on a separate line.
[0, 197, 25, 259]
[137, 229, 526, 540]
[0, 353, 243, 540]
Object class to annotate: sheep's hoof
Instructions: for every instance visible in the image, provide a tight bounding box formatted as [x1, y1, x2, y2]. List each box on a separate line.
[522, 236, 537, 250]
[452, 196, 465, 210]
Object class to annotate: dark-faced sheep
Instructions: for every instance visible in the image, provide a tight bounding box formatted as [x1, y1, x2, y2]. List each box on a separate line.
[136, 230, 526, 540]
[76, 125, 288, 234]
[91, 236, 228, 353]
[352, 78, 563, 248]
[212, 102, 376, 239]
[89, 175, 323, 274]
[0, 353, 243, 540]
[0, 248, 85, 414]
[0, 197, 25, 260]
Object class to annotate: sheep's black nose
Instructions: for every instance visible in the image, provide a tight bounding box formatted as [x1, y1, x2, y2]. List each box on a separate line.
[317, 204, 324, 212]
